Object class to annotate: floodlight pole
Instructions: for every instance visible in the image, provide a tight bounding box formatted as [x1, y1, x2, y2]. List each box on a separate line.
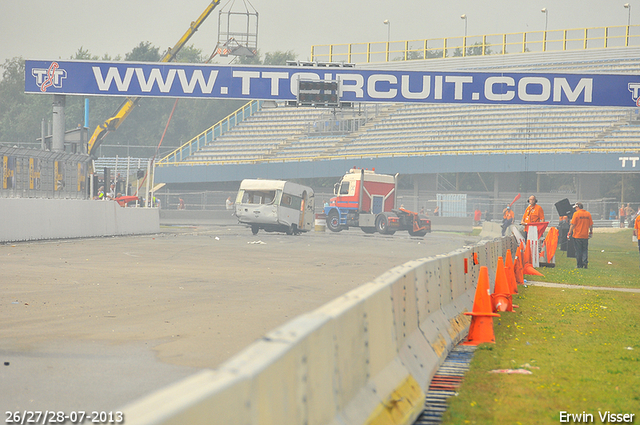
[383, 19, 391, 61]
[541, 8, 549, 51]
[383, 19, 390, 42]
[625, 3, 632, 46]
[625, 3, 631, 26]
[461, 14, 467, 56]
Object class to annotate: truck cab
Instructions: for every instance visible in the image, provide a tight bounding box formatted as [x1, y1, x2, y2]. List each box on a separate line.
[324, 168, 430, 236]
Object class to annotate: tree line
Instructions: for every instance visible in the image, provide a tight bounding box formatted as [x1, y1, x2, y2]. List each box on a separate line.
[0, 43, 296, 158]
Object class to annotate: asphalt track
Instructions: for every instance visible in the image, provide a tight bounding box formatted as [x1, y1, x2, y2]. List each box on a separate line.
[0, 225, 480, 414]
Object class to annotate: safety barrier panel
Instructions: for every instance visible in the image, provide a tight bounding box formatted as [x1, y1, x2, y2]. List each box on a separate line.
[0, 198, 159, 243]
[121, 235, 517, 425]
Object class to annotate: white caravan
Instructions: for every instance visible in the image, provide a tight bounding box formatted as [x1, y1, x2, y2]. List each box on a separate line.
[235, 179, 315, 235]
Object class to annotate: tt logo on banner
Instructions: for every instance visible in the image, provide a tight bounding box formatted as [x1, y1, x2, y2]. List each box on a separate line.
[628, 82, 640, 107]
[31, 62, 67, 92]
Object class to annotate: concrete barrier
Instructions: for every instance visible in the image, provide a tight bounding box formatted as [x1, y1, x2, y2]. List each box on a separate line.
[429, 216, 474, 233]
[480, 221, 503, 238]
[0, 198, 159, 243]
[121, 235, 516, 425]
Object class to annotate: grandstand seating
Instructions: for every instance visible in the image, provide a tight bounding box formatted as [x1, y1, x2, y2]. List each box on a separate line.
[180, 47, 640, 164]
[185, 107, 328, 162]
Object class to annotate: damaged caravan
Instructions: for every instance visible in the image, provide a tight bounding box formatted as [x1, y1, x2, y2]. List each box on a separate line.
[235, 179, 315, 235]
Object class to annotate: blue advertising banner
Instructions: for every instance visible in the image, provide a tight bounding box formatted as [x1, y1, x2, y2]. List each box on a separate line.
[24, 59, 640, 107]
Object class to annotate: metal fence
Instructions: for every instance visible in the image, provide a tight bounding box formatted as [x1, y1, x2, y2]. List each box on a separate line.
[93, 157, 149, 179]
[153, 190, 233, 211]
[398, 193, 638, 228]
[311, 24, 640, 64]
[1, 146, 91, 199]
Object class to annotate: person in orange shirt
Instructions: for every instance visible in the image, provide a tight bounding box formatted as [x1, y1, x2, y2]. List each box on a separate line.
[473, 208, 482, 226]
[502, 205, 515, 236]
[634, 208, 640, 269]
[568, 202, 593, 269]
[521, 195, 544, 225]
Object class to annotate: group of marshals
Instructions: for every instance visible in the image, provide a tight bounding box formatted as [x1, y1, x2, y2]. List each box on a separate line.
[505, 195, 596, 269]
[504, 195, 640, 269]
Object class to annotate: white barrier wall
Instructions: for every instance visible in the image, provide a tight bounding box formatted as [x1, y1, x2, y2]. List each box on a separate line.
[121, 235, 516, 425]
[480, 221, 503, 238]
[0, 198, 159, 243]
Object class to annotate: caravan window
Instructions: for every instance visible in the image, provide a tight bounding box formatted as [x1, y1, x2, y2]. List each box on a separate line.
[280, 193, 303, 210]
[241, 190, 277, 204]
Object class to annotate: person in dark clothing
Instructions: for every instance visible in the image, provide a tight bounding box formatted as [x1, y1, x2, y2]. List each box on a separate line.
[558, 216, 570, 251]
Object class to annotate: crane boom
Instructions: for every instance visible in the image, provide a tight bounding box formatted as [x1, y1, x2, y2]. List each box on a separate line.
[87, 0, 222, 158]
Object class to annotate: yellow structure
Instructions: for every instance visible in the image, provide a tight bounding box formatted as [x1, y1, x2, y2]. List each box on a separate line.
[311, 24, 640, 64]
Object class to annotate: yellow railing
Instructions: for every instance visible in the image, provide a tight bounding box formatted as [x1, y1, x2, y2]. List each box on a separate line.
[161, 145, 630, 167]
[311, 24, 640, 64]
[157, 100, 261, 166]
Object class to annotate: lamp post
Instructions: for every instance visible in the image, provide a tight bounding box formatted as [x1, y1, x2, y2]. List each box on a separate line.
[625, 3, 631, 46]
[625, 3, 631, 26]
[460, 14, 467, 56]
[541, 8, 548, 51]
[383, 19, 390, 43]
[460, 14, 467, 38]
[383, 19, 390, 61]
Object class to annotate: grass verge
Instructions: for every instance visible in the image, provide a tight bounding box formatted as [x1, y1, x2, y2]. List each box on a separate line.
[442, 230, 640, 424]
[526, 229, 640, 288]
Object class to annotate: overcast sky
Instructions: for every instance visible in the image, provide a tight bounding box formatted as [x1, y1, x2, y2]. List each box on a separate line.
[0, 0, 635, 67]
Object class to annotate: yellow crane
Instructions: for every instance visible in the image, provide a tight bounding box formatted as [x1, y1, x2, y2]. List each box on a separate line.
[87, 0, 222, 158]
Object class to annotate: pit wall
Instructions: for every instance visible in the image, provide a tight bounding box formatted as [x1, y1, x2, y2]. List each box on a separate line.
[122, 235, 516, 425]
[0, 198, 159, 243]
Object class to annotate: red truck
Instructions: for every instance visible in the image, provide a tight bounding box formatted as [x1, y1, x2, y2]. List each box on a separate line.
[323, 168, 431, 236]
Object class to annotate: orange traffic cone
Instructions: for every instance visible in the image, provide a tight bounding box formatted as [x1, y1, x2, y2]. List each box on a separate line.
[504, 249, 518, 295]
[491, 257, 514, 312]
[524, 263, 545, 276]
[523, 240, 544, 276]
[463, 266, 500, 345]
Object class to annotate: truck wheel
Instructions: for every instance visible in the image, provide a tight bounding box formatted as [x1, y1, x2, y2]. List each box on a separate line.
[251, 225, 259, 235]
[326, 210, 342, 232]
[408, 214, 430, 236]
[408, 229, 428, 237]
[361, 227, 376, 234]
[376, 214, 396, 235]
